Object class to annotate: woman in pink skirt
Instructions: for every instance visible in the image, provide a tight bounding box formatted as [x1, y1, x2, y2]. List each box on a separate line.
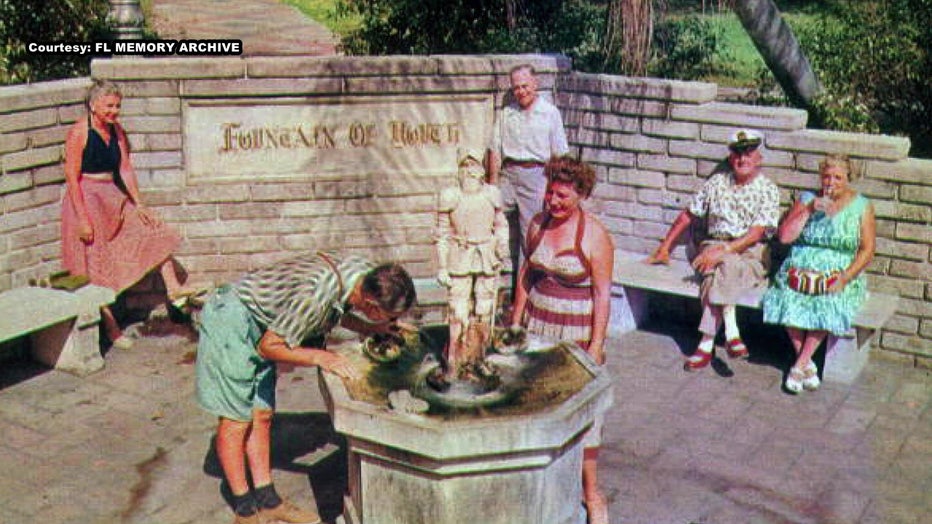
[61, 80, 189, 350]
[510, 155, 615, 524]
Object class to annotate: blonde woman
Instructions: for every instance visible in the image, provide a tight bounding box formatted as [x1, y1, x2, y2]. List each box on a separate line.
[763, 154, 876, 393]
[61, 80, 190, 349]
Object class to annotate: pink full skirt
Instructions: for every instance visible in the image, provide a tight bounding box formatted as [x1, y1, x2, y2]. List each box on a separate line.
[61, 178, 181, 293]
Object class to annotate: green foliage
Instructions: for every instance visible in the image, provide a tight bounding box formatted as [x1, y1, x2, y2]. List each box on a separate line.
[340, 0, 509, 55]
[539, 0, 607, 73]
[789, 0, 931, 153]
[339, 0, 606, 71]
[649, 15, 733, 81]
[0, 0, 112, 85]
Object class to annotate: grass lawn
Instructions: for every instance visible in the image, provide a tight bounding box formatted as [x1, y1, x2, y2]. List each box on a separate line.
[689, 9, 818, 88]
[280, 0, 361, 37]
[701, 12, 766, 87]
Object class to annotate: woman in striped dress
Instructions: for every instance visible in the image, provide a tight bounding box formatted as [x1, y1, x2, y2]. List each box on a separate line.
[511, 155, 615, 524]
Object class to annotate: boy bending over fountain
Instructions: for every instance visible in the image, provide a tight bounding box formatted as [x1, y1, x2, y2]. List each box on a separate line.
[195, 253, 415, 524]
[436, 153, 510, 383]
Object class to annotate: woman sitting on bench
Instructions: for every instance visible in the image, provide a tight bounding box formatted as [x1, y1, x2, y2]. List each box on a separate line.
[763, 154, 876, 393]
[61, 80, 195, 350]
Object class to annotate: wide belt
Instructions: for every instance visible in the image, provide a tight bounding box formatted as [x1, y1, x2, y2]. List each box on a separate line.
[503, 159, 545, 169]
[81, 172, 114, 181]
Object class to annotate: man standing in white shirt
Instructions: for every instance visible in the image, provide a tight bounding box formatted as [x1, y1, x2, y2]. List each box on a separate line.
[487, 64, 570, 269]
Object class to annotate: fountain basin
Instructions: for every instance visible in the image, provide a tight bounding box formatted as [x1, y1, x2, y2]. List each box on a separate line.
[319, 327, 614, 524]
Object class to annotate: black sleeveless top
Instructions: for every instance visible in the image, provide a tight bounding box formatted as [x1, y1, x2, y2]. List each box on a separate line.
[81, 118, 121, 174]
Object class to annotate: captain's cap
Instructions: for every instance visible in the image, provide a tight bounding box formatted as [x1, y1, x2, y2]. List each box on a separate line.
[728, 129, 763, 152]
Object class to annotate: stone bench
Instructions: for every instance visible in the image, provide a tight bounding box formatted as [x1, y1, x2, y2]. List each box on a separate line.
[609, 250, 900, 383]
[0, 284, 116, 376]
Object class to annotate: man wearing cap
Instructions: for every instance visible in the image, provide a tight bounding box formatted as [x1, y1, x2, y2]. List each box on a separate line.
[647, 129, 780, 371]
[195, 253, 416, 524]
[486, 64, 570, 268]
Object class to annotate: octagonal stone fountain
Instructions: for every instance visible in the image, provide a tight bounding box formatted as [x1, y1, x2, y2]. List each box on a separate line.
[319, 324, 613, 524]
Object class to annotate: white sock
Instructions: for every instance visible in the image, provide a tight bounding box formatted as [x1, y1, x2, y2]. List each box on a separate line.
[723, 305, 740, 340]
[697, 334, 715, 353]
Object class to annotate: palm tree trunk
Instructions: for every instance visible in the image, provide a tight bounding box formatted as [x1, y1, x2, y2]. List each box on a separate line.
[733, 0, 822, 108]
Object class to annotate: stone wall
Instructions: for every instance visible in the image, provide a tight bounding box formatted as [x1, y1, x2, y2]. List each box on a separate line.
[0, 55, 929, 364]
[557, 72, 931, 364]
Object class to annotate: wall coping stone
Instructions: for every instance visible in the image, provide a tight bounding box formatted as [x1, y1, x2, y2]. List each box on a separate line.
[766, 128, 911, 160]
[670, 101, 808, 130]
[560, 73, 717, 104]
[486, 54, 572, 74]
[0, 77, 91, 112]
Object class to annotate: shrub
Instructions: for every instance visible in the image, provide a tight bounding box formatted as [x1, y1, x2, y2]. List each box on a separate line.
[0, 0, 111, 85]
[339, 0, 606, 71]
[649, 16, 733, 80]
[790, 0, 930, 152]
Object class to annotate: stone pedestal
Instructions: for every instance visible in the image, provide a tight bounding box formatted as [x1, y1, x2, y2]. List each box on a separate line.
[319, 343, 613, 524]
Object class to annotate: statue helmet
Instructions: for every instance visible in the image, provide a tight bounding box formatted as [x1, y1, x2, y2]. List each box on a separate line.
[457, 150, 485, 180]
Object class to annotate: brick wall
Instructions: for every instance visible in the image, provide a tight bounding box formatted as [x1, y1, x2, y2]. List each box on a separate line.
[1, 55, 929, 364]
[557, 72, 931, 364]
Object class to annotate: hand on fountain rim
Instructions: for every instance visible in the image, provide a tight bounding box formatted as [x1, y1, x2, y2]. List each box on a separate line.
[317, 351, 362, 381]
[589, 343, 606, 366]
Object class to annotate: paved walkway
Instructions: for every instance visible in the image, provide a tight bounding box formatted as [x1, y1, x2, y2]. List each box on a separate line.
[0, 313, 928, 523]
[15, 2, 922, 523]
[148, 0, 339, 56]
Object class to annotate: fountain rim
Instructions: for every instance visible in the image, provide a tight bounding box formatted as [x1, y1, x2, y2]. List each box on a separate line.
[318, 339, 615, 460]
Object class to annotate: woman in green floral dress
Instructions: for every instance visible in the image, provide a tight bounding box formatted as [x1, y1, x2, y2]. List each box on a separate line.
[763, 155, 876, 393]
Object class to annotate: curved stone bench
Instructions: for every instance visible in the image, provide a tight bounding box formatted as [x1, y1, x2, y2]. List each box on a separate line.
[0, 284, 116, 376]
[609, 250, 899, 383]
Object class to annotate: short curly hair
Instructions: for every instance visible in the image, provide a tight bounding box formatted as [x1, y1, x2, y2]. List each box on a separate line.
[819, 154, 858, 181]
[85, 80, 122, 110]
[544, 155, 596, 198]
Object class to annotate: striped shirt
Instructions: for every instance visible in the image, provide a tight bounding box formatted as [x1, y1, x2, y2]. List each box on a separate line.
[234, 252, 373, 348]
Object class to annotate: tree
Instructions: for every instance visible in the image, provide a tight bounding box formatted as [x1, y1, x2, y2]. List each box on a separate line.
[732, 0, 822, 109]
[604, 0, 653, 76]
[0, 0, 111, 85]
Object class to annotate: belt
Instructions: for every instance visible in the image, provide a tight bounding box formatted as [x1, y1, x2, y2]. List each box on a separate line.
[503, 159, 545, 169]
[82, 172, 114, 181]
[709, 233, 738, 241]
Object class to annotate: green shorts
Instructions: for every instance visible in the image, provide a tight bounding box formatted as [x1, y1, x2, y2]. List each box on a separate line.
[195, 286, 277, 421]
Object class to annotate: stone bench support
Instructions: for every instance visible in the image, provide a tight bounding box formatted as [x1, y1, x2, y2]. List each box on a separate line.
[610, 250, 899, 383]
[0, 285, 116, 376]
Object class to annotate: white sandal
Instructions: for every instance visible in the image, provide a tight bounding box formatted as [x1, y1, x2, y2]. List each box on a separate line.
[785, 366, 805, 394]
[111, 335, 134, 351]
[802, 361, 821, 391]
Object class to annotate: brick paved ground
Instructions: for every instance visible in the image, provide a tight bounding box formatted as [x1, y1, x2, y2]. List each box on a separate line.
[148, 0, 339, 56]
[0, 313, 928, 523]
[6, 2, 923, 522]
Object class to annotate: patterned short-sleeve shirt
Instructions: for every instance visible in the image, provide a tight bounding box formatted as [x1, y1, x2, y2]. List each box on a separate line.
[689, 172, 780, 239]
[234, 253, 373, 348]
